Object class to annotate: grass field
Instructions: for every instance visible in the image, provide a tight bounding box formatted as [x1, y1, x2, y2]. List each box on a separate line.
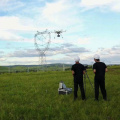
[0, 66, 120, 120]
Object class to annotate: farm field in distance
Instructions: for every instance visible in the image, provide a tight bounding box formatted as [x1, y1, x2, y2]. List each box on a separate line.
[0, 65, 120, 120]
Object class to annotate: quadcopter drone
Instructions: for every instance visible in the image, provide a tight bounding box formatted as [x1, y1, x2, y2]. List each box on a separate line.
[54, 30, 66, 38]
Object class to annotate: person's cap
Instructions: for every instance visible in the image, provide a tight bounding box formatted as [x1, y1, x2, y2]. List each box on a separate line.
[74, 56, 80, 62]
[94, 54, 100, 59]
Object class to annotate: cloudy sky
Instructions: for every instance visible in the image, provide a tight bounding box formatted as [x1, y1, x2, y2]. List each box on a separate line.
[0, 0, 120, 65]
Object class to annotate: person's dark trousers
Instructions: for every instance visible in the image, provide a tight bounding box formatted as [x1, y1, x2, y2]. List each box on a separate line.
[94, 78, 107, 100]
[74, 81, 85, 100]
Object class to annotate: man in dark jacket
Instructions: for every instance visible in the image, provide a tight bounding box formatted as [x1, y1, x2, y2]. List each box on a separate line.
[93, 54, 108, 101]
[71, 56, 86, 100]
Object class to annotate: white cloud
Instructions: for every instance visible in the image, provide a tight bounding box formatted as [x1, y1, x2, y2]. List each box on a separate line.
[0, 31, 21, 41]
[0, 30, 35, 42]
[96, 46, 120, 55]
[92, 46, 120, 64]
[0, 16, 44, 42]
[110, 1, 120, 12]
[80, 0, 114, 7]
[77, 37, 91, 44]
[0, 16, 38, 31]
[3, 57, 40, 65]
[41, 0, 83, 29]
[80, 0, 120, 12]
[0, 0, 24, 12]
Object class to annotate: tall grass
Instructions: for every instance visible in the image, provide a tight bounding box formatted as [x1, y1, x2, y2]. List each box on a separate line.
[0, 67, 120, 120]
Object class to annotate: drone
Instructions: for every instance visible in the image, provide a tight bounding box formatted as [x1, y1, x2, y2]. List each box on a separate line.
[55, 30, 63, 37]
[54, 30, 66, 38]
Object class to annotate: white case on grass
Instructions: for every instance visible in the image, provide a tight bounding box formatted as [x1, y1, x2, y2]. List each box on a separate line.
[58, 81, 72, 95]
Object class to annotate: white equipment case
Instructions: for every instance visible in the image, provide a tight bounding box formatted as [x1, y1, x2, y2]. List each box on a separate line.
[58, 81, 72, 95]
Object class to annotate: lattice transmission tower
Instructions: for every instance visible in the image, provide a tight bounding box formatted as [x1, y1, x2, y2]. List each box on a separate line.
[34, 30, 51, 67]
[34, 29, 66, 70]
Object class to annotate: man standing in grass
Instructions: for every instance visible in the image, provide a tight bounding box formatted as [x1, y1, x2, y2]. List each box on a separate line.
[71, 56, 86, 101]
[93, 54, 108, 101]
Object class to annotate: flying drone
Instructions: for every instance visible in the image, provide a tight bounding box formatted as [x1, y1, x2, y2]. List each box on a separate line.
[53, 30, 66, 38]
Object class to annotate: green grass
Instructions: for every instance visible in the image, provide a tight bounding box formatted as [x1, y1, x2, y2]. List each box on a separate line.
[0, 67, 120, 120]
